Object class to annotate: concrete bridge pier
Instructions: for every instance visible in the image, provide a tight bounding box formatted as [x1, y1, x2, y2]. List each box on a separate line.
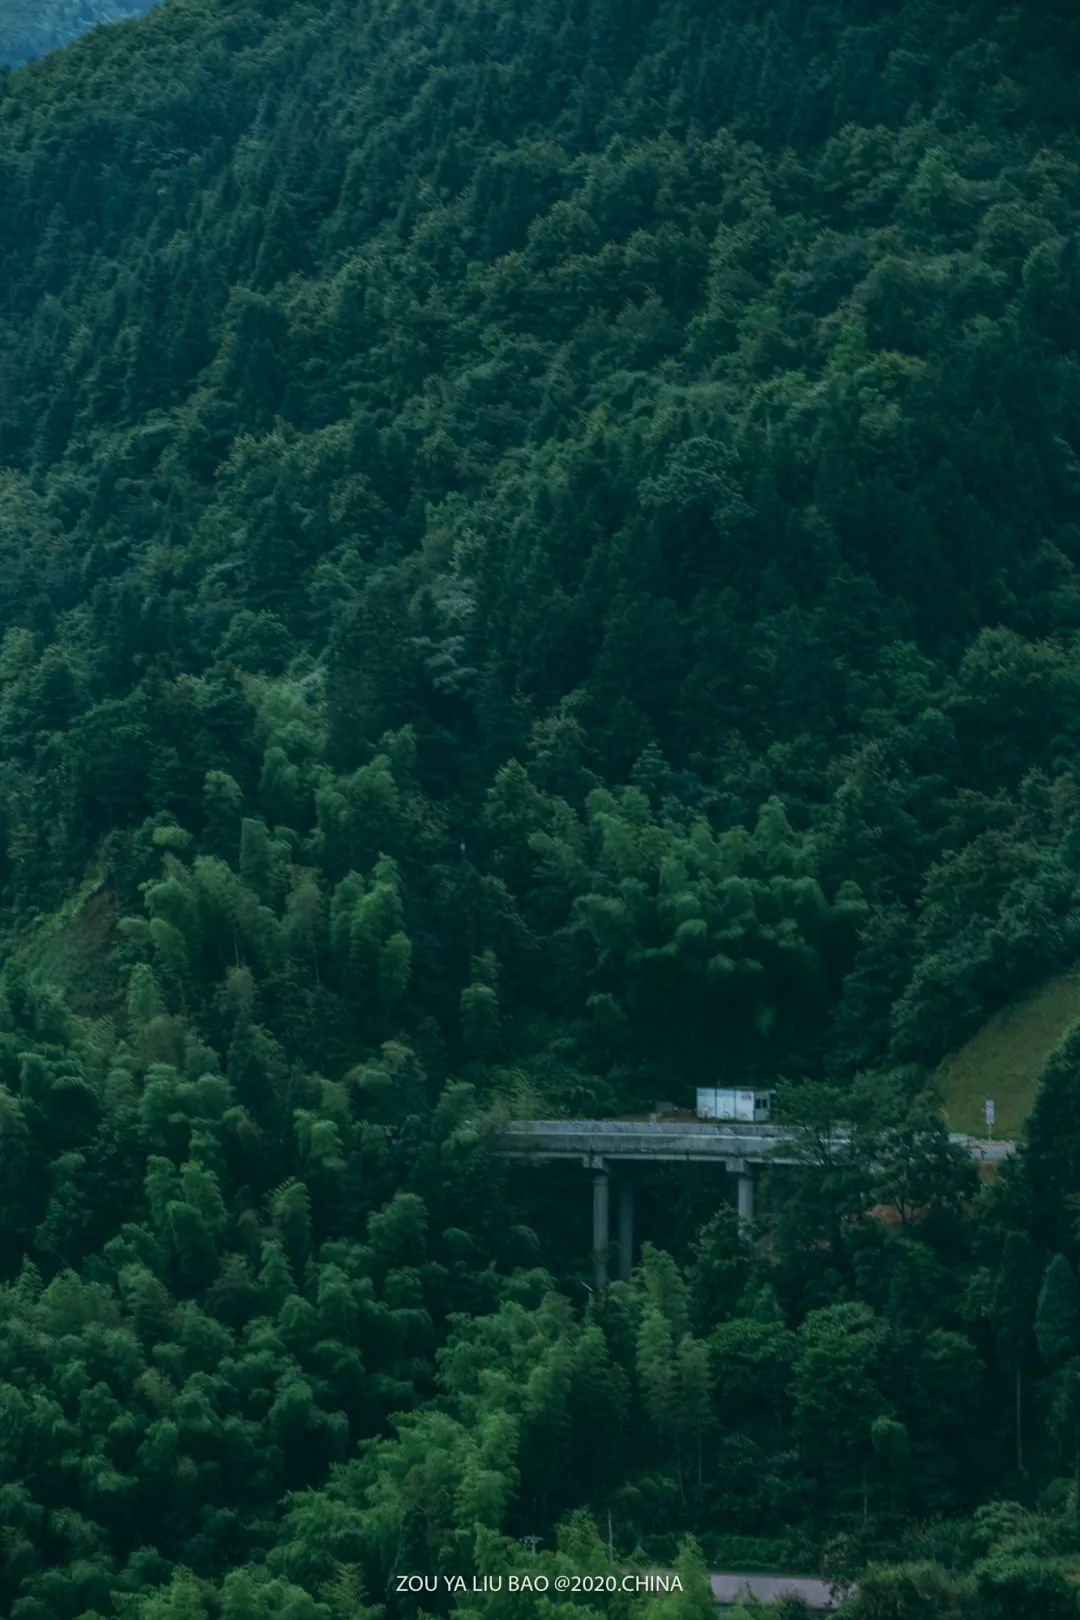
[592, 1165, 610, 1288]
[736, 1167, 755, 1228]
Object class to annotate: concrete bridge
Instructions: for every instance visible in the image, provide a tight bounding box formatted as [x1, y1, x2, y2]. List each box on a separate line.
[497, 1118, 1014, 1287]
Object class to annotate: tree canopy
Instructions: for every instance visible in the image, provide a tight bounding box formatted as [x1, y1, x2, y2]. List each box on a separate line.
[2, 0, 1080, 1615]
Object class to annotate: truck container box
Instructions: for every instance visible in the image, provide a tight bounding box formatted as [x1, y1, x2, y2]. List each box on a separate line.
[696, 1087, 754, 1121]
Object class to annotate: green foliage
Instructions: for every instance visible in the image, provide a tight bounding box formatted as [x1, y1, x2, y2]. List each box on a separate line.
[1, 0, 1080, 1615]
[1036, 1256, 1080, 1370]
[838, 1562, 970, 1620]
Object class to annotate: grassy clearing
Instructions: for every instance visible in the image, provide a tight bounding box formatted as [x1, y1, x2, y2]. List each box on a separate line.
[938, 971, 1080, 1138]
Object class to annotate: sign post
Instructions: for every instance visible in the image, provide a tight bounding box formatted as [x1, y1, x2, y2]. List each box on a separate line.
[985, 1098, 995, 1145]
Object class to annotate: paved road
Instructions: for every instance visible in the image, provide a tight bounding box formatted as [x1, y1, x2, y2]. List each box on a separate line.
[711, 1572, 840, 1610]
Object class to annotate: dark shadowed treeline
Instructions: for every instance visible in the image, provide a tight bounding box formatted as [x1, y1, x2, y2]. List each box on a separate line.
[3, 1, 1080, 1615]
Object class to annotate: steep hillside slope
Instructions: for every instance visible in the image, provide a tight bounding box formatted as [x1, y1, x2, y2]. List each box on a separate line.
[0, 0, 1078, 1097]
[940, 971, 1080, 1137]
[2, 2, 1080, 1616]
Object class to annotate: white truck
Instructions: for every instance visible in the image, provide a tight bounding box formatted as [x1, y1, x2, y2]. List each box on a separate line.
[695, 1086, 773, 1123]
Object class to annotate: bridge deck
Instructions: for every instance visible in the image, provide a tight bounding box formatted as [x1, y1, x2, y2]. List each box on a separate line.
[498, 1118, 1013, 1167]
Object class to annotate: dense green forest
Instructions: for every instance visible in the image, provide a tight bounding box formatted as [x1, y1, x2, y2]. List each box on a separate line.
[0, 0, 159, 66]
[3, 0, 1080, 1614]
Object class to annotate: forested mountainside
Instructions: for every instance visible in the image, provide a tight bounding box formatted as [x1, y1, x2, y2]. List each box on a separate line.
[3, 0, 1080, 1615]
[0, 0, 158, 66]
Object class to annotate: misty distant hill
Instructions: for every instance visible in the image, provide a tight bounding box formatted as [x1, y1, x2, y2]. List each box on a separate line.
[1, 0, 160, 66]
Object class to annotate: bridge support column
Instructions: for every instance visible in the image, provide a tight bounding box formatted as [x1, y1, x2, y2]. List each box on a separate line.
[617, 1173, 634, 1281]
[592, 1166, 610, 1288]
[737, 1170, 755, 1229]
